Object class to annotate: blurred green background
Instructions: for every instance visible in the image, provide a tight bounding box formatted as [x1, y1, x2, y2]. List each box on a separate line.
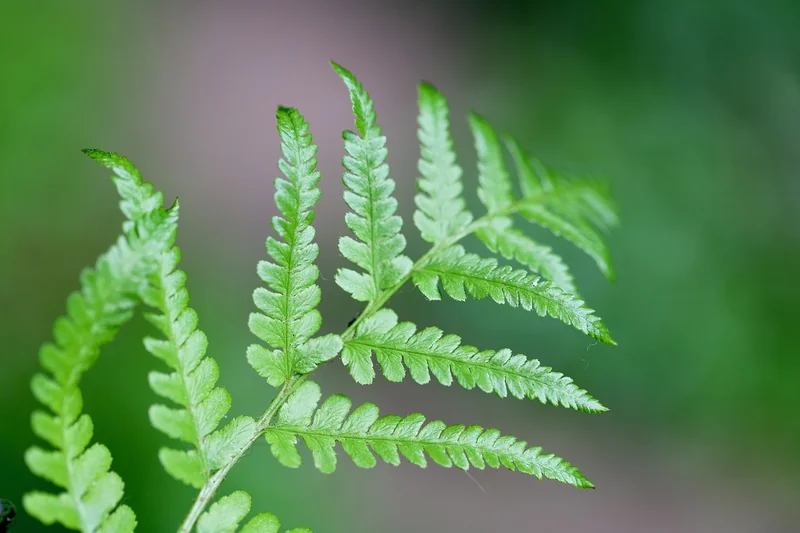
[2, 0, 799, 531]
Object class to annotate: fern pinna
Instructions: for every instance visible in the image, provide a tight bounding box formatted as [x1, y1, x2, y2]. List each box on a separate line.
[24, 61, 618, 532]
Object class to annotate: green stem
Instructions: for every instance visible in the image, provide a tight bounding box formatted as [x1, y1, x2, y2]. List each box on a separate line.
[177, 379, 298, 533]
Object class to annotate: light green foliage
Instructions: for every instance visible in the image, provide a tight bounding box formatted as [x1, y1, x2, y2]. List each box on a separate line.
[506, 137, 618, 280]
[477, 218, 578, 295]
[332, 62, 412, 302]
[414, 245, 614, 344]
[342, 309, 605, 411]
[265, 382, 593, 488]
[141, 245, 251, 488]
[470, 113, 514, 213]
[24, 149, 176, 532]
[197, 492, 311, 533]
[248, 106, 342, 388]
[414, 83, 474, 243]
[25, 62, 619, 533]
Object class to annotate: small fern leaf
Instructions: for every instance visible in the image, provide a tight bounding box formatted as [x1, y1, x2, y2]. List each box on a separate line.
[81, 151, 239, 490]
[197, 492, 312, 533]
[197, 491, 251, 533]
[469, 113, 513, 213]
[413, 245, 614, 344]
[265, 382, 594, 488]
[249, 106, 341, 387]
[240, 514, 312, 533]
[141, 238, 241, 488]
[505, 135, 546, 197]
[23, 149, 175, 532]
[505, 136, 618, 280]
[476, 218, 578, 295]
[518, 201, 614, 281]
[343, 309, 605, 412]
[331, 62, 412, 302]
[414, 82, 473, 243]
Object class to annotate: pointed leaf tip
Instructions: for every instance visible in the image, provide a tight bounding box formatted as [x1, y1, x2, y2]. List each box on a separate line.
[81, 148, 140, 182]
[329, 60, 346, 74]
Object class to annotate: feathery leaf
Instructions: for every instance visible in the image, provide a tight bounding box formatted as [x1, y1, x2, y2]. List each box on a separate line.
[476, 218, 578, 295]
[265, 382, 594, 488]
[141, 246, 243, 488]
[23, 149, 175, 532]
[505, 136, 618, 279]
[413, 245, 614, 344]
[331, 62, 412, 302]
[343, 309, 605, 411]
[469, 113, 513, 213]
[518, 201, 613, 280]
[198, 492, 312, 533]
[248, 106, 342, 387]
[414, 82, 473, 243]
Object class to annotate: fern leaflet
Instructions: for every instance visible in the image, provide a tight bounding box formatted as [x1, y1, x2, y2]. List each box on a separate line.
[414, 82, 473, 243]
[476, 218, 578, 295]
[332, 62, 412, 303]
[23, 149, 176, 532]
[413, 245, 614, 344]
[470, 112, 514, 213]
[506, 136, 618, 280]
[197, 491, 311, 533]
[342, 309, 605, 411]
[264, 382, 594, 488]
[142, 246, 255, 488]
[248, 106, 342, 388]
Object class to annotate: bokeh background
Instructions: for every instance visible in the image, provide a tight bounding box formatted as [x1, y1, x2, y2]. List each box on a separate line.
[2, 0, 799, 531]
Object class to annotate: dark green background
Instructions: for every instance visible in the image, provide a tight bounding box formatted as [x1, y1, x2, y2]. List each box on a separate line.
[2, 1, 798, 531]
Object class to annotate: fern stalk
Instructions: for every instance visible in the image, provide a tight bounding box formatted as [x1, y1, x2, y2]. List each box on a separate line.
[177, 378, 301, 533]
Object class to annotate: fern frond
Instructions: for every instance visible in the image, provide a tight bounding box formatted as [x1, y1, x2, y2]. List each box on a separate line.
[414, 82, 473, 243]
[518, 201, 613, 280]
[342, 309, 605, 412]
[413, 245, 614, 344]
[470, 113, 514, 213]
[81, 151, 249, 492]
[197, 492, 311, 533]
[505, 136, 617, 280]
[476, 218, 578, 295]
[141, 246, 254, 488]
[248, 106, 342, 388]
[331, 62, 412, 302]
[264, 382, 594, 488]
[23, 149, 174, 532]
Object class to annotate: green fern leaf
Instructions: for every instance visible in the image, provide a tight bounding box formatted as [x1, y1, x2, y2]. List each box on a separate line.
[413, 245, 614, 344]
[414, 82, 473, 243]
[470, 113, 514, 213]
[141, 247, 244, 488]
[508, 138, 619, 233]
[82, 151, 249, 491]
[505, 136, 618, 279]
[476, 218, 578, 295]
[518, 201, 613, 280]
[23, 149, 175, 532]
[265, 382, 594, 488]
[248, 106, 342, 387]
[198, 492, 311, 533]
[197, 492, 251, 533]
[331, 62, 412, 302]
[342, 309, 605, 412]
